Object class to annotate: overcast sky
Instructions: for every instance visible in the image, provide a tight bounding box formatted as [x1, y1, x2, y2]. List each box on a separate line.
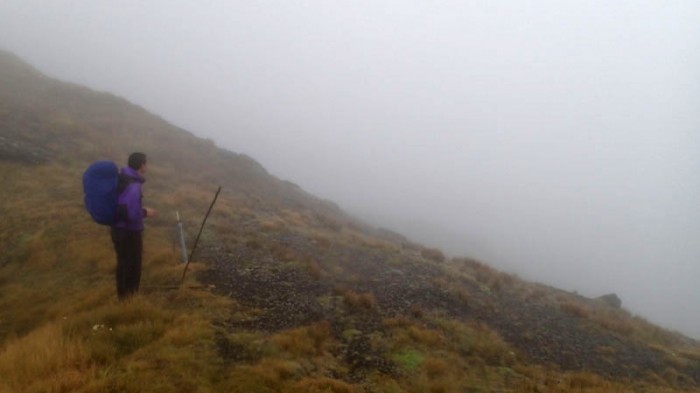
[1, 1, 699, 338]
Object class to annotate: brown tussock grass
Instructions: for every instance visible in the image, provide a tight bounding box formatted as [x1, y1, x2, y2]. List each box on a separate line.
[435, 319, 514, 367]
[271, 321, 332, 357]
[311, 233, 332, 249]
[255, 358, 301, 381]
[407, 326, 444, 347]
[422, 356, 449, 379]
[270, 242, 301, 262]
[1, 104, 698, 393]
[342, 290, 377, 311]
[313, 213, 343, 232]
[280, 209, 312, 228]
[389, 323, 445, 351]
[410, 304, 425, 319]
[0, 322, 93, 392]
[559, 301, 591, 318]
[293, 377, 355, 393]
[260, 217, 288, 232]
[305, 259, 323, 280]
[383, 316, 413, 329]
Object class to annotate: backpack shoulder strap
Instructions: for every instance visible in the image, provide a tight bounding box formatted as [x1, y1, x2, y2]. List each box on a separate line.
[117, 174, 135, 195]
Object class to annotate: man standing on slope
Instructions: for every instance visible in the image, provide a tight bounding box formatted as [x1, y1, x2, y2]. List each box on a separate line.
[112, 152, 157, 300]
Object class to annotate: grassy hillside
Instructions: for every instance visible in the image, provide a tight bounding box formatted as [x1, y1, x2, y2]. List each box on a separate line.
[2, 49, 700, 392]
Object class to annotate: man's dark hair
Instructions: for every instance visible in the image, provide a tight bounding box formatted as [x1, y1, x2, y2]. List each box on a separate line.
[128, 152, 147, 170]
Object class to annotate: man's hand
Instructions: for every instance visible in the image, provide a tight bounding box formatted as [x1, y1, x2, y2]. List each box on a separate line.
[145, 207, 158, 218]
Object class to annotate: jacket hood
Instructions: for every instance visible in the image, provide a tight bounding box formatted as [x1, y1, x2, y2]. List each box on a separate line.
[121, 167, 145, 183]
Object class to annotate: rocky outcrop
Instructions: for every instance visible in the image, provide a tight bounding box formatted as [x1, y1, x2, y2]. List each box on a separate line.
[596, 293, 622, 309]
[0, 135, 52, 164]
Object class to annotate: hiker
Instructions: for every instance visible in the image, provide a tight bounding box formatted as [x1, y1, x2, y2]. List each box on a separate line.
[111, 152, 157, 300]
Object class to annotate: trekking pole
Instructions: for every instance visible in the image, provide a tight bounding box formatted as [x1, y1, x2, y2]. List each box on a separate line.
[176, 211, 188, 264]
[180, 186, 221, 285]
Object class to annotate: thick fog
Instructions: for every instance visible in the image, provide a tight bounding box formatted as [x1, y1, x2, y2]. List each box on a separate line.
[1, 1, 699, 337]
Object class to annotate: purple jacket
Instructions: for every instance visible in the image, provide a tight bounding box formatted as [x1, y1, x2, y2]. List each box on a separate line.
[114, 167, 146, 231]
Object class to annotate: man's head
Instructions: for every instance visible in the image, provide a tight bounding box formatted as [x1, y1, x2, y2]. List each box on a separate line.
[128, 152, 148, 174]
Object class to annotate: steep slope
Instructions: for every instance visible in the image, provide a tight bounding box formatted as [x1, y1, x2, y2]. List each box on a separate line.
[0, 50, 344, 214]
[1, 50, 700, 392]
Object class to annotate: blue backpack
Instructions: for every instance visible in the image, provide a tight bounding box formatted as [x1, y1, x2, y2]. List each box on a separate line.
[83, 161, 129, 225]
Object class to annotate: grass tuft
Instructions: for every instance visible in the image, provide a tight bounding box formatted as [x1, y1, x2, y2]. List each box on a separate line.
[0, 322, 92, 392]
[342, 289, 377, 311]
[391, 349, 424, 370]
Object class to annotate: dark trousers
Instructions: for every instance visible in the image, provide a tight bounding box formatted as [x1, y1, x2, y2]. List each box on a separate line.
[111, 227, 143, 300]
